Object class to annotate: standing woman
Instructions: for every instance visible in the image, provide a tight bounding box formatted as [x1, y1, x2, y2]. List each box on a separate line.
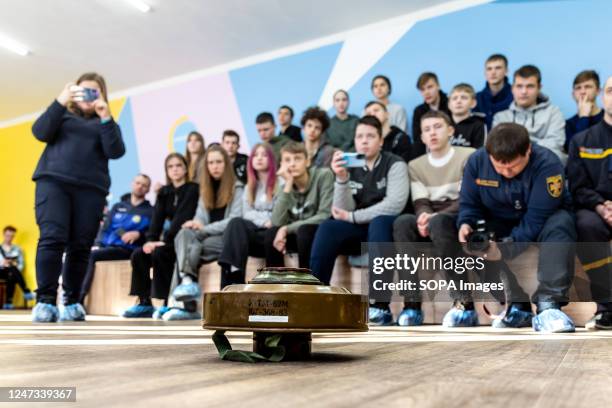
[31, 72, 125, 322]
[164, 145, 244, 320]
[218, 143, 278, 288]
[185, 131, 206, 183]
[122, 153, 199, 318]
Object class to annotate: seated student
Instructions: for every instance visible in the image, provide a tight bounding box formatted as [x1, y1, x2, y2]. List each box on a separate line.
[218, 143, 279, 287]
[185, 131, 206, 184]
[370, 75, 408, 132]
[565, 70, 603, 152]
[393, 111, 476, 327]
[277, 105, 302, 142]
[412, 72, 452, 158]
[364, 101, 412, 162]
[326, 90, 359, 151]
[475, 54, 513, 130]
[448, 83, 487, 149]
[310, 116, 409, 325]
[256, 112, 292, 163]
[221, 129, 248, 184]
[458, 123, 576, 333]
[301, 106, 336, 168]
[0, 226, 35, 309]
[567, 76, 612, 330]
[122, 153, 199, 318]
[267, 142, 334, 269]
[163, 145, 244, 320]
[492, 65, 566, 162]
[79, 174, 153, 304]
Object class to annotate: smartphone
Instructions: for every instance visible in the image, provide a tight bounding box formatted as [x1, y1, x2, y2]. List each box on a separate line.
[81, 88, 99, 102]
[341, 152, 366, 168]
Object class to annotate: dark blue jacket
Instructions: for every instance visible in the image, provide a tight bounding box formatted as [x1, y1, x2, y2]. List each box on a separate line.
[564, 110, 603, 153]
[458, 144, 571, 244]
[567, 120, 612, 210]
[98, 197, 153, 250]
[475, 78, 513, 130]
[32, 100, 126, 193]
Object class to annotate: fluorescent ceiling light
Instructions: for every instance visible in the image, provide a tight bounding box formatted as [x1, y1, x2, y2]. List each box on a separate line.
[0, 32, 29, 56]
[123, 0, 152, 13]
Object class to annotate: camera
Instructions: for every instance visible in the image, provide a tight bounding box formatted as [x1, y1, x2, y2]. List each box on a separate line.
[467, 219, 495, 252]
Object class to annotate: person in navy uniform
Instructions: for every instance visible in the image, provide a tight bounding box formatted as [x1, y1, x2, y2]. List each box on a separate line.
[458, 122, 577, 333]
[79, 174, 154, 304]
[567, 76, 612, 330]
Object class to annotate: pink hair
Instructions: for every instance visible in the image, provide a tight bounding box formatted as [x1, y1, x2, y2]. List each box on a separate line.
[246, 143, 277, 205]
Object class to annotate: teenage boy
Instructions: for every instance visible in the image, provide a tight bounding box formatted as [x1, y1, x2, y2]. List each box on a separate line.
[567, 76, 612, 330]
[79, 174, 153, 304]
[301, 106, 336, 168]
[365, 101, 412, 162]
[266, 142, 334, 269]
[475, 54, 513, 130]
[326, 90, 359, 151]
[458, 123, 576, 333]
[565, 70, 603, 152]
[412, 72, 452, 157]
[256, 112, 292, 162]
[310, 116, 409, 325]
[492, 65, 566, 162]
[393, 111, 476, 327]
[277, 105, 302, 142]
[448, 83, 487, 149]
[221, 129, 248, 184]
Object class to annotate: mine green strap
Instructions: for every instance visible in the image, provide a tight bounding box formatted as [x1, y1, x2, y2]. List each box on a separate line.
[212, 331, 285, 363]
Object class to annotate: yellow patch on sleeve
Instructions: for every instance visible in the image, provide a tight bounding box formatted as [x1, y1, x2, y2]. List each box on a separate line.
[475, 178, 499, 188]
[546, 174, 563, 198]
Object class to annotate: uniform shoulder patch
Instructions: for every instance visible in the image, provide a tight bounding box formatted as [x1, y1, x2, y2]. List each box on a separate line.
[475, 178, 499, 188]
[546, 174, 563, 198]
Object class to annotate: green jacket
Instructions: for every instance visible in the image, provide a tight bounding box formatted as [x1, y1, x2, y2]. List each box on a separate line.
[269, 134, 292, 163]
[271, 167, 334, 234]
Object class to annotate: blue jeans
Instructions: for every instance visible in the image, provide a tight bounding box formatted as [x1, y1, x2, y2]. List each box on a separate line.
[310, 215, 397, 286]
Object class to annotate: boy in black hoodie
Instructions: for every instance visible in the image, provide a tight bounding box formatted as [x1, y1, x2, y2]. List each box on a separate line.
[448, 83, 487, 149]
[412, 72, 451, 158]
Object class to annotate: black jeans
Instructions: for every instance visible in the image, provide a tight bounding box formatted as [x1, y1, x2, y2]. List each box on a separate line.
[79, 246, 133, 304]
[393, 213, 472, 304]
[575, 209, 612, 312]
[0, 266, 31, 304]
[34, 178, 106, 305]
[217, 218, 267, 288]
[264, 224, 319, 269]
[129, 244, 176, 300]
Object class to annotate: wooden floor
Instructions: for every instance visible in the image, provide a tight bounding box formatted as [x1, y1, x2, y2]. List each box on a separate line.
[1, 311, 611, 408]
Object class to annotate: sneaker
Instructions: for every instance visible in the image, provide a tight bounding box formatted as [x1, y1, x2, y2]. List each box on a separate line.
[492, 304, 533, 328]
[368, 306, 394, 326]
[32, 303, 59, 323]
[153, 306, 171, 320]
[443, 303, 479, 328]
[585, 312, 612, 330]
[532, 308, 575, 333]
[121, 304, 155, 318]
[23, 292, 36, 301]
[172, 282, 202, 302]
[3, 303, 14, 310]
[59, 303, 86, 322]
[397, 308, 423, 326]
[162, 308, 201, 321]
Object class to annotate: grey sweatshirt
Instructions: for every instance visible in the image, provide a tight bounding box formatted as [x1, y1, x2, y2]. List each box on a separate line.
[492, 94, 566, 163]
[192, 182, 244, 238]
[243, 180, 275, 228]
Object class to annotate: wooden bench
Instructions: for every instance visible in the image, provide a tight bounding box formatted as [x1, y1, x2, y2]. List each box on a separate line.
[85, 250, 600, 325]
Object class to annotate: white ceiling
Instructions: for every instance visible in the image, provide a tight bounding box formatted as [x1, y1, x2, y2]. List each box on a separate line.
[0, 0, 457, 122]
